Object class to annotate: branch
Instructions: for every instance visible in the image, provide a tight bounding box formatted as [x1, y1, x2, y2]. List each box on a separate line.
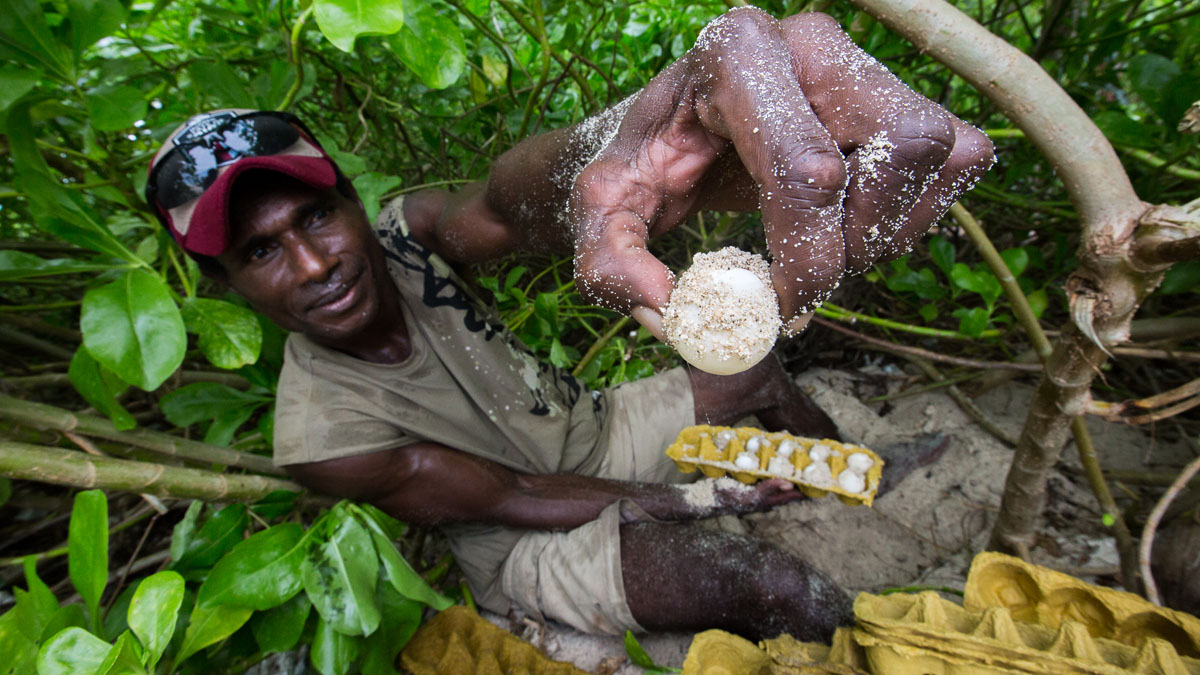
[0, 394, 284, 476]
[0, 442, 302, 502]
[810, 317, 1040, 371]
[1134, 235, 1200, 267]
[1141, 453, 1200, 606]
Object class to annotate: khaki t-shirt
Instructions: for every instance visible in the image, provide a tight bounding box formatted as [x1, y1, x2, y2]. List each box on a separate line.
[273, 198, 610, 476]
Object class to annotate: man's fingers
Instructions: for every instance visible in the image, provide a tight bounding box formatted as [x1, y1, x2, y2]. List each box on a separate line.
[779, 13, 993, 272]
[689, 8, 849, 320]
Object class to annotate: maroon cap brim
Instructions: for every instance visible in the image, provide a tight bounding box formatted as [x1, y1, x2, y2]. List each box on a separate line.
[177, 154, 338, 256]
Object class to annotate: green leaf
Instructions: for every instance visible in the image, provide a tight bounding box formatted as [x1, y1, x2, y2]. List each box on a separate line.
[198, 523, 305, 610]
[128, 571, 184, 671]
[86, 85, 147, 132]
[251, 593, 311, 654]
[623, 630, 681, 673]
[188, 60, 254, 108]
[1158, 260, 1200, 295]
[953, 306, 991, 337]
[170, 501, 204, 563]
[38, 605, 88, 644]
[301, 508, 381, 636]
[480, 52, 507, 86]
[1127, 53, 1182, 122]
[351, 172, 402, 223]
[360, 583, 422, 675]
[0, 609, 39, 675]
[311, 616, 360, 675]
[181, 298, 263, 370]
[251, 490, 301, 520]
[324, 146, 368, 176]
[1093, 110, 1157, 149]
[174, 602, 253, 665]
[93, 630, 144, 675]
[1000, 248, 1028, 278]
[1026, 289, 1048, 319]
[36, 627, 111, 675]
[81, 269, 186, 391]
[388, 1, 466, 89]
[0, 67, 42, 116]
[313, 0, 406, 52]
[918, 303, 938, 322]
[0, 0, 73, 79]
[7, 105, 135, 262]
[0, 250, 120, 282]
[68, 490, 108, 635]
[928, 236, 955, 279]
[355, 509, 451, 611]
[68, 0, 128, 58]
[159, 382, 270, 427]
[172, 504, 249, 573]
[69, 347, 135, 431]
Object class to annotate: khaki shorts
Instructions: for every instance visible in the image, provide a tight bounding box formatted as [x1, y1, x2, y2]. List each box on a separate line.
[442, 367, 697, 634]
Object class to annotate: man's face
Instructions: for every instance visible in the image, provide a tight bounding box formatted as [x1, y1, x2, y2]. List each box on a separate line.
[217, 172, 391, 346]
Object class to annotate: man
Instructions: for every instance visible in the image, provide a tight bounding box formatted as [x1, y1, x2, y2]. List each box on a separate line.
[147, 9, 992, 641]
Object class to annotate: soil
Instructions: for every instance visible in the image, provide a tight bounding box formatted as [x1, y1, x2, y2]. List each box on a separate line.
[484, 365, 1198, 674]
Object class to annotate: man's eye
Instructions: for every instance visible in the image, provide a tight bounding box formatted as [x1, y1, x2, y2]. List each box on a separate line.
[246, 245, 270, 262]
[309, 206, 332, 226]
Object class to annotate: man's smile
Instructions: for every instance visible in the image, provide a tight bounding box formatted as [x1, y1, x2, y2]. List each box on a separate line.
[307, 266, 365, 314]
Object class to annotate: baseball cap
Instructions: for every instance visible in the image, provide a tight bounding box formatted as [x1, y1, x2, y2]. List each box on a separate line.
[145, 109, 338, 257]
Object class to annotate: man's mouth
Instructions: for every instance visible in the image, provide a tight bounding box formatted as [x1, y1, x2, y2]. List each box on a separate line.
[309, 270, 364, 313]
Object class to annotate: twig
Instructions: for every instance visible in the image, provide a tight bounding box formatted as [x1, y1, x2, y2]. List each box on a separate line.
[64, 431, 167, 514]
[0, 326, 74, 360]
[0, 441, 304, 501]
[277, 5, 314, 111]
[106, 513, 160, 616]
[810, 316, 1039, 371]
[1141, 452, 1200, 605]
[0, 394, 283, 475]
[1110, 346, 1200, 363]
[2, 370, 252, 390]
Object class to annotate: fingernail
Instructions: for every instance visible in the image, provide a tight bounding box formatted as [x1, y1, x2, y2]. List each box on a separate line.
[631, 306, 666, 342]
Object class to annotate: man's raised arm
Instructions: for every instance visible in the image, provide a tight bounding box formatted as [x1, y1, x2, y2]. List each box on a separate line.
[406, 8, 994, 336]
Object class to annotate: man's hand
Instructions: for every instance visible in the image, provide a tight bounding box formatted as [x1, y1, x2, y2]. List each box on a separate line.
[715, 477, 808, 514]
[566, 8, 994, 336]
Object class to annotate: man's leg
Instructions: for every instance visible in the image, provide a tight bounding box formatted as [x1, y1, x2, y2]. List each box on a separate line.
[620, 521, 853, 641]
[687, 353, 840, 439]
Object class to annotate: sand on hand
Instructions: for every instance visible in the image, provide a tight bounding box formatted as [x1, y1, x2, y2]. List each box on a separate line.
[662, 247, 782, 375]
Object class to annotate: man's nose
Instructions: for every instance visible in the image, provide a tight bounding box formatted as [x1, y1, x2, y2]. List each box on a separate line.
[291, 236, 337, 283]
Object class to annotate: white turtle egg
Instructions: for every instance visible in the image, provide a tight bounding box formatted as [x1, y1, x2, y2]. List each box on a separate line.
[777, 439, 797, 458]
[767, 455, 795, 478]
[662, 248, 781, 376]
[809, 444, 831, 462]
[846, 452, 875, 474]
[801, 460, 834, 488]
[734, 451, 759, 471]
[837, 469, 866, 494]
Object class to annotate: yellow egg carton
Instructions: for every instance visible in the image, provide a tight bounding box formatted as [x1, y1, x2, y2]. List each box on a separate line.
[400, 606, 590, 675]
[681, 628, 869, 674]
[964, 552, 1200, 659]
[665, 425, 884, 507]
[853, 590, 1200, 674]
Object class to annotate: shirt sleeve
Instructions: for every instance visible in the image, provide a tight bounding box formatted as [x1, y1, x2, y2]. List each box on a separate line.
[272, 339, 417, 466]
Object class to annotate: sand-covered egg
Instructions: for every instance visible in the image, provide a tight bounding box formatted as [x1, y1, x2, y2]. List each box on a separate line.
[662, 247, 782, 375]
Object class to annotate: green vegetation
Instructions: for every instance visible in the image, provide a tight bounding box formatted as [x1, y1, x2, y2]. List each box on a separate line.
[1, 0, 1197, 672]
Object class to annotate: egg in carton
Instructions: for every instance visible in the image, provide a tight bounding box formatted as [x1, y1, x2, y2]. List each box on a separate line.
[964, 552, 1200, 659]
[665, 425, 884, 507]
[853, 590, 1200, 674]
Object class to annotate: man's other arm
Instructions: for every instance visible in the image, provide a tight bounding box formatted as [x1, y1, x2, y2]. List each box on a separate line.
[285, 441, 800, 530]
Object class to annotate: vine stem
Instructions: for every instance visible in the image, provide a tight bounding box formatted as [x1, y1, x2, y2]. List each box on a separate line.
[573, 317, 631, 377]
[810, 316, 1038, 371]
[1140, 451, 1200, 605]
[277, 4, 314, 111]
